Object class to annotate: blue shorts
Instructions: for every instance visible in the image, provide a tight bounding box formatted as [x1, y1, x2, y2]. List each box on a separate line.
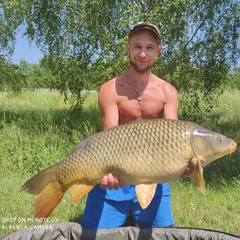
[81, 183, 174, 229]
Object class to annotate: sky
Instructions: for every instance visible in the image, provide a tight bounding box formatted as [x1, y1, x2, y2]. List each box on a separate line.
[10, 30, 44, 64]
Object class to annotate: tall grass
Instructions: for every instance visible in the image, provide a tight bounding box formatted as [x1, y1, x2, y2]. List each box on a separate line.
[0, 90, 239, 237]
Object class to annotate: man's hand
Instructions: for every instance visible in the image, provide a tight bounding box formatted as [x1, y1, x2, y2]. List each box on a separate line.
[100, 173, 126, 190]
[180, 164, 194, 178]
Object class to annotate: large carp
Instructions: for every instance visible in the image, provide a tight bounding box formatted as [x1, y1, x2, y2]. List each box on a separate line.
[23, 119, 237, 222]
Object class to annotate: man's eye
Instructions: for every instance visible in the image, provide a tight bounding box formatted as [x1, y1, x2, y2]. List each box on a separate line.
[147, 47, 154, 50]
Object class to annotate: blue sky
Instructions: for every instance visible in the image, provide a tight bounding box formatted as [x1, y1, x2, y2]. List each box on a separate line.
[11, 30, 43, 64]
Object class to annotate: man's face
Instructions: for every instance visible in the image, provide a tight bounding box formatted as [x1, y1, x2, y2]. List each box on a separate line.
[126, 30, 161, 73]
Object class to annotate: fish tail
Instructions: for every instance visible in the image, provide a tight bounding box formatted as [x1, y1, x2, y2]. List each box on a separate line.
[22, 166, 67, 222]
[34, 182, 65, 223]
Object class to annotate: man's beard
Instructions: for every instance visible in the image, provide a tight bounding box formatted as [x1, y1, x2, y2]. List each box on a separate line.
[129, 58, 155, 73]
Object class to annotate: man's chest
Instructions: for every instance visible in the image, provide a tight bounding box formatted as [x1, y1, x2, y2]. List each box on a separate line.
[117, 95, 165, 124]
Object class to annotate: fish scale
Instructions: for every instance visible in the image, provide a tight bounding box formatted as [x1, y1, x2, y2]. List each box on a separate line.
[61, 120, 172, 183]
[22, 118, 237, 222]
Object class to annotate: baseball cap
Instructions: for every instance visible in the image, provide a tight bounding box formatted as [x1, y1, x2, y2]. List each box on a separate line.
[128, 22, 161, 43]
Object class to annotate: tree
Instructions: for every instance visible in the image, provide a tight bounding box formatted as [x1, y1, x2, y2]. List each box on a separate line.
[18, 60, 56, 90]
[0, 0, 239, 109]
[0, 56, 25, 91]
[226, 67, 240, 90]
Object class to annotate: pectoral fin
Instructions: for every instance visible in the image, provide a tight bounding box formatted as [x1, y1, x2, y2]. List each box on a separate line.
[135, 183, 157, 209]
[190, 157, 206, 195]
[71, 184, 94, 202]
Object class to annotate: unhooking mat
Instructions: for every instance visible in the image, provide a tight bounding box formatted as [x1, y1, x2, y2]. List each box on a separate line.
[1, 222, 240, 240]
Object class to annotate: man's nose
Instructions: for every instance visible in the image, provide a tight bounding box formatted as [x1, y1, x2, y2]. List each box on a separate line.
[139, 50, 146, 58]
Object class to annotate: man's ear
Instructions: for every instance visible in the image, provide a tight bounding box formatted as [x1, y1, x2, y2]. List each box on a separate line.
[126, 42, 130, 55]
[157, 45, 162, 56]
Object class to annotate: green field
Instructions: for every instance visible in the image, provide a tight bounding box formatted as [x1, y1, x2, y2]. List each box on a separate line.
[0, 90, 239, 237]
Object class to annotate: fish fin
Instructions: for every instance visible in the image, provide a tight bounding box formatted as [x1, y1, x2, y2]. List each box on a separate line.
[22, 166, 67, 223]
[22, 167, 54, 194]
[135, 183, 157, 209]
[190, 157, 206, 195]
[71, 184, 94, 202]
[34, 182, 66, 223]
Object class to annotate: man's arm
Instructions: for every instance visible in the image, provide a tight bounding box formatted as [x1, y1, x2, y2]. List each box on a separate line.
[98, 80, 126, 189]
[160, 82, 178, 120]
[98, 80, 119, 130]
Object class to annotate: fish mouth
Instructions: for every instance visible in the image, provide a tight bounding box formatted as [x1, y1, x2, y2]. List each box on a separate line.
[229, 143, 237, 155]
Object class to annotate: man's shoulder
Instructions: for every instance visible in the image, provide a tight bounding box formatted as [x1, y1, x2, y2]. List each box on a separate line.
[152, 76, 177, 91]
[100, 78, 117, 92]
[161, 81, 177, 91]
[101, 73, 128, 90]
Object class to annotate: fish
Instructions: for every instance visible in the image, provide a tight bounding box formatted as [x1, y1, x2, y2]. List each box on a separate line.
[22, 118, 237, 222]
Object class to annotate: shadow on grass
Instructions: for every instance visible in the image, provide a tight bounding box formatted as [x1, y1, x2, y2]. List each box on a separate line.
[0, 106, 101, 134]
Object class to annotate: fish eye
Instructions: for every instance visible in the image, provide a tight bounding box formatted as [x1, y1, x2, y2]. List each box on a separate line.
[216, 135, 223, 142]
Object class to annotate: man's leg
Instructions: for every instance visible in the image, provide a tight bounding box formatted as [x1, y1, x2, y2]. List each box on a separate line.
[131, 184, 174, 228]
[81, 185, 133, 229]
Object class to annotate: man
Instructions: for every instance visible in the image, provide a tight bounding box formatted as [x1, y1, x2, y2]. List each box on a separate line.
[81, 22, 188, 229]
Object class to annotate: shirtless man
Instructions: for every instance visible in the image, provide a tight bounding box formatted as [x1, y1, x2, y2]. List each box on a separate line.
[81, 22, 189, 229]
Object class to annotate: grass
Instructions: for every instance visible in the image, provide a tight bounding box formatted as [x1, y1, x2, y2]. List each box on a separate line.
[0, 90, 239, 237]
[170, 180, 240, 235]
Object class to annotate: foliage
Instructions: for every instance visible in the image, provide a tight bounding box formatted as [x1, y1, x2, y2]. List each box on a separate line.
[40, 56, 88, 109]
[0, 0, 239, 109]
[0, 57, 56, 91]
[225, 66, 240, 90]
[18, 60, 55, 90]
[0, 56, 25, 91]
